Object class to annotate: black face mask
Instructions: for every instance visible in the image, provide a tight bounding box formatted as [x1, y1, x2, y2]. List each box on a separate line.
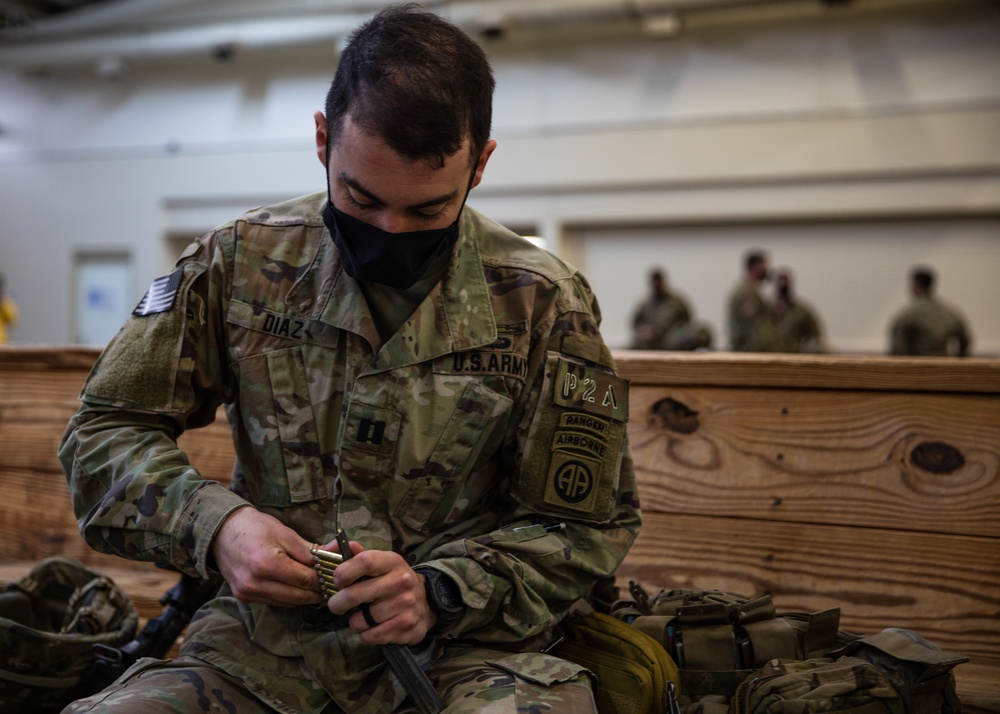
[323, 201, 461, 290]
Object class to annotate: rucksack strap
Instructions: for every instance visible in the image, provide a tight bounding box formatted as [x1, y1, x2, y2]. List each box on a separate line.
[629, 614, 675, 650]
[677, 602, 736, 670]
[804, 609, 843, 658]
[742, 616, 798, 663]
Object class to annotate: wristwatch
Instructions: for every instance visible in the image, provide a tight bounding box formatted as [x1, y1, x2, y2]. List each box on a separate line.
[415, 567, 463, 636]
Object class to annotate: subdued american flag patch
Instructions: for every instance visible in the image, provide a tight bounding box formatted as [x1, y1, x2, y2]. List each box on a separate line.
[133, 267, 183, 316]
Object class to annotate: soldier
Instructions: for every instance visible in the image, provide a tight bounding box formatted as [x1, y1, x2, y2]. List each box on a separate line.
[0, 273, 18, 345]
[772, 269, 825, 354]
[888, 267, 971, 357]
[727, 250, 779, 352]
[57, 6, 640, 713]
[630, 268, 710, 350]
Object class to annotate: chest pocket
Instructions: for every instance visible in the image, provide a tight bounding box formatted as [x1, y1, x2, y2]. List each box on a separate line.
[338, 405, 404, 489]
[393, 379, 513, 534]
[236, 346, 328, 507]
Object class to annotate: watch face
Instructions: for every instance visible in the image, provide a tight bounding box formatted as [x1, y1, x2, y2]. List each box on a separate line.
[427, 571, 462, 612]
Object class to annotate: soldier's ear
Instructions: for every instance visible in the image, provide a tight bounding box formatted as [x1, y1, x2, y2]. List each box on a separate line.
[469, 139, 497, 190]
[314, 111, 329, 168]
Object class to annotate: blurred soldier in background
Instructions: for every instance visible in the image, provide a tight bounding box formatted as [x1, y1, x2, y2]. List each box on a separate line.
[727, 250, 779, 352]
[889, 267, 971, 357]
[772, 269, 825, 354]
[0, 274, 18, 345]
[630, 268, 711, 350]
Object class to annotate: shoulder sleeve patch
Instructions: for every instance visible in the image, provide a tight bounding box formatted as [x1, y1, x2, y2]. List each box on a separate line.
[133, 267, 184, 316]
[553, 357, 628, 423]
[83, 262, 206, 412]
[514, 354, 630, 524]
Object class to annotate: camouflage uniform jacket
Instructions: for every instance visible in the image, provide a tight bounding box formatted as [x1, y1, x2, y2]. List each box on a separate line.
[727, 280, 779, 352]
[774, 299, 824, 354]
[889, 295, 971, 357]
[630, 292, 691, 349]
[58, 192, 641, 714]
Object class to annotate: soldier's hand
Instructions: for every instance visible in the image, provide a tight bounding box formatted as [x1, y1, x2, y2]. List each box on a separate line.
[211, 506, 322, 607]
[321, 542, 435, 646]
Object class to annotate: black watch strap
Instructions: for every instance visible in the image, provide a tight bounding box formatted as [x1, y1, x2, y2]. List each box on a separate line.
[416, 567, 463, 636]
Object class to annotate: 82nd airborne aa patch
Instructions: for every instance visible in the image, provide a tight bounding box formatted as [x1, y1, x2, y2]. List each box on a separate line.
[539, 358, 628, 520]
[543, 412, 609, 516]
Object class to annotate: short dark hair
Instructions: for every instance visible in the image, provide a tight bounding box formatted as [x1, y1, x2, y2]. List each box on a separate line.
[912, 267, 934, 292]
[324, 4, 495, 168]
[745, 250, 767, 271]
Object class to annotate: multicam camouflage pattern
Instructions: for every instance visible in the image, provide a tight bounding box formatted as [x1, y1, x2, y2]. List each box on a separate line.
[0, 556, 137, 714]
[64, 645, 595, 713]
[631, 291, 691, 349]
[730, 657, 905, 714]
[774, 300, 824, 354]
[422, 644, 596, 713]
[889, 295, 971, 356]
[61, 656, 277, 714]
[832, 628, 966, 714]
[58, 191, 640, 713]
[727, 281, 779, 352]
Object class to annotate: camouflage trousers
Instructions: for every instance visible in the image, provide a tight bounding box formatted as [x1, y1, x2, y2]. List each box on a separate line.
[61, 645, 597, 714]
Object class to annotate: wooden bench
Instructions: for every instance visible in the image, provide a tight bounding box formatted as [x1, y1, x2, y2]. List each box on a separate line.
[1, 346, 997, 711]
[615, 351, 1000, 713]
[0, 347, 235, 631]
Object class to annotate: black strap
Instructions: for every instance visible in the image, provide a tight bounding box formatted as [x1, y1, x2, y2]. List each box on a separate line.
[381, 644, 446, 714]
[336, 530, 444, 714]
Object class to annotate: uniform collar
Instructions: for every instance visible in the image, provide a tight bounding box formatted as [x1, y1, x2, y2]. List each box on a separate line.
[289, 204, 498, 369]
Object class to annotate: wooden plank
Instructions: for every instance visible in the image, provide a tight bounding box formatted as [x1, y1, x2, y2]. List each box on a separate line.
[177, 418, 236, 485]
[0, 369, 88, 401]
[617, 512, 1000, 668]
[7, 346, 1000, 394]
[953, 663, 1000, 714]
[0, 468, 122, 564]
[613, 350, 1000, 393]
[0, 398, 234, 482]
[0, 399, 87, 472]
[0, 346, 101, 372]
[628, 385, 1000, 539]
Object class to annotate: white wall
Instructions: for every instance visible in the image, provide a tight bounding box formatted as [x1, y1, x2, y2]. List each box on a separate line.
[0, 0, 998, 352]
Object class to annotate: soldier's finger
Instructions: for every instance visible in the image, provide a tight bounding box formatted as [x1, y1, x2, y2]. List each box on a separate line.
[256, 578, 324, 607]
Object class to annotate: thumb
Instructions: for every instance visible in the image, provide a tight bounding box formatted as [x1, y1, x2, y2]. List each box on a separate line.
[284, 533, 318, 567]
[317, 538, 367, 558]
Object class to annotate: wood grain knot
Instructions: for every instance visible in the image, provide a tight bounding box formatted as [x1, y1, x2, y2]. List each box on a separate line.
[910, 441, 965, 474]
[651, 397, 699, 434]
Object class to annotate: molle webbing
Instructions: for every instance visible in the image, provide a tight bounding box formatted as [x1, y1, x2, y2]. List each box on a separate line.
[615, 585, 848, 699]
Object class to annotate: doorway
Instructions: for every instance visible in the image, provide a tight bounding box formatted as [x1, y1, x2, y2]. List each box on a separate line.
[73, 252, 133, 346]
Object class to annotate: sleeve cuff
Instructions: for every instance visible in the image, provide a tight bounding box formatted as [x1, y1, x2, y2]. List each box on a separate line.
[173, 480, 251, 578]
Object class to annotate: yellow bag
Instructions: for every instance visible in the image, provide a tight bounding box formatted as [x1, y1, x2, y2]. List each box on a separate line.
[551, 611, 681, 714]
